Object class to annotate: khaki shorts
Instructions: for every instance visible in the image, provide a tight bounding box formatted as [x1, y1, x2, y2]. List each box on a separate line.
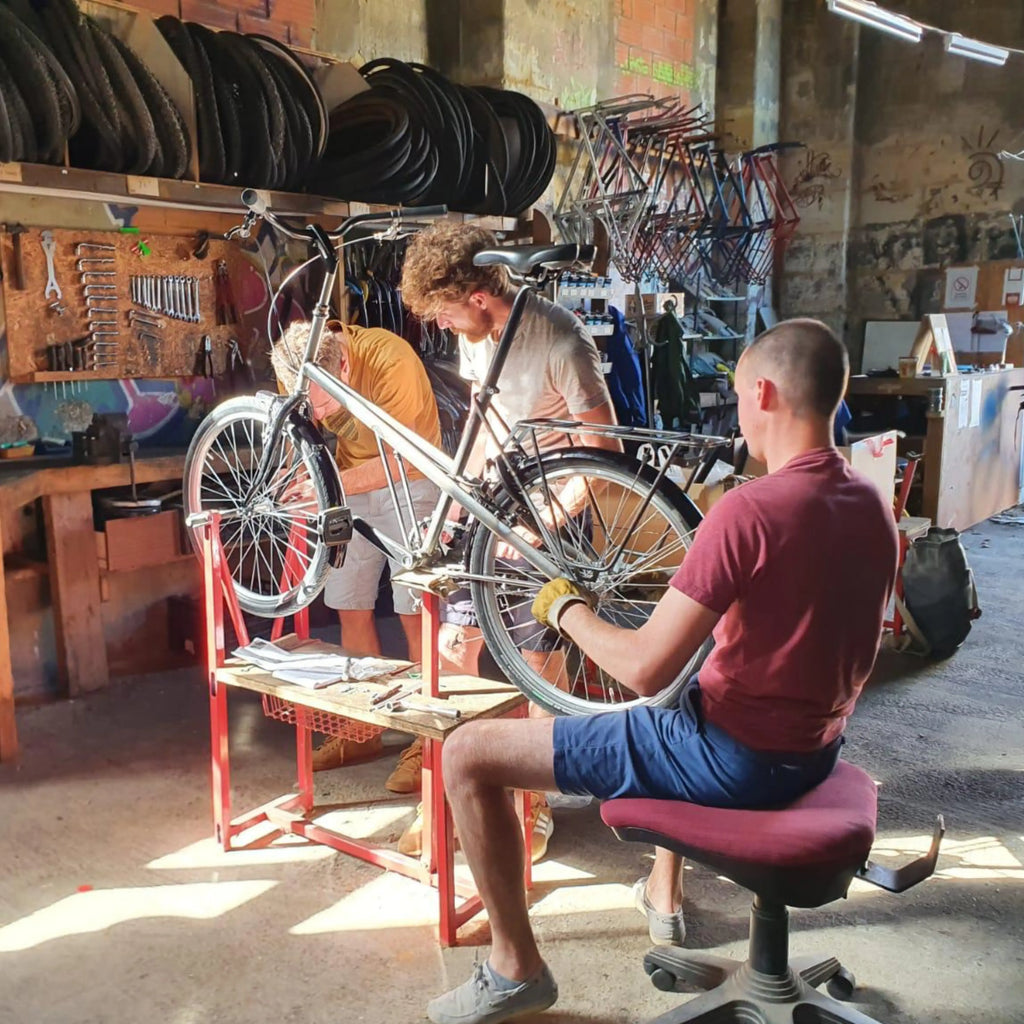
[323, 477, 440, 615]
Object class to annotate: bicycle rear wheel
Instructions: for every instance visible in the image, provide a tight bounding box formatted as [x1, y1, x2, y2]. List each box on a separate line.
[469, 449, 708, 716]
[183, 395, 341, 617]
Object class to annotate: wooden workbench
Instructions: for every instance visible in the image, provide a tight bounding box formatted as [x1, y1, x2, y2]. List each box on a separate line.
[0, 452, 187, 762]
[846, 368, 1024, 530]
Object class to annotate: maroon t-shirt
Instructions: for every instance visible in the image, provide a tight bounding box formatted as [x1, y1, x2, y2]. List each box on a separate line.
[671, 447, 899, 753]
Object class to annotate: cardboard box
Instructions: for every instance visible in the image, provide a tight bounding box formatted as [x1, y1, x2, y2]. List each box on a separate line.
[95, 509, 183, 572]
[687, 475, 753, 515]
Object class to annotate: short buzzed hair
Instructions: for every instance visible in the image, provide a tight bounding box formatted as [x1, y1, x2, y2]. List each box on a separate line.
[743, 318, 849, 419]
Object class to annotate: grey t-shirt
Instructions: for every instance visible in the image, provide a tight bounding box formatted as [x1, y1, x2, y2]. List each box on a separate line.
[458, 291, 611, 452]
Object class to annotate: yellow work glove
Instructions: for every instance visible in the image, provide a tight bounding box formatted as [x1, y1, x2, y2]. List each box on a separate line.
[532, 578, 593, 636]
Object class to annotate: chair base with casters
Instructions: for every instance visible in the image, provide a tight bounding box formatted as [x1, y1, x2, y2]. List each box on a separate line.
[602, 760, 944, 1024]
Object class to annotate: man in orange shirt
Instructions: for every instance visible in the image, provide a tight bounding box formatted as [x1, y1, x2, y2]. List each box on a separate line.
[271, 318, 443, 769]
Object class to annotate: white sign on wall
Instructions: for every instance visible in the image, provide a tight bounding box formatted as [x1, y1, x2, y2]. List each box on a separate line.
[944, 266, 978, 309]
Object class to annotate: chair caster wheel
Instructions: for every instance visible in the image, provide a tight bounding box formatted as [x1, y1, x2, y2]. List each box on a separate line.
[827, 966, 856, 1000]
[648, 967, 677, 992]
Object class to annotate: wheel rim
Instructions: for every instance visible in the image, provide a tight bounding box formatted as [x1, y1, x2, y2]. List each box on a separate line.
[185, 402, 330, 615]
[471, 455, 702, 715]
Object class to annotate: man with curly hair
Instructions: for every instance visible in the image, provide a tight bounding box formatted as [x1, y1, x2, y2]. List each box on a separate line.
[390, 222, 621, 861]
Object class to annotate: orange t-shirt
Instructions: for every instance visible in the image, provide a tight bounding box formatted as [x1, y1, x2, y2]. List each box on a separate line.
[320, 325, 442, 481]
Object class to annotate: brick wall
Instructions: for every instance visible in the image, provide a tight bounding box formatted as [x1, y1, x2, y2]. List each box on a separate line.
[615, 0, 697, 102]
[129, 0, 315, 48]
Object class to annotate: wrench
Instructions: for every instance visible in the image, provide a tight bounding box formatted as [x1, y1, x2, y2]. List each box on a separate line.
[41, 230, 61, 299]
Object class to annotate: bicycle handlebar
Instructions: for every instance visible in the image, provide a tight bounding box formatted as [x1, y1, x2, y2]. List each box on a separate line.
[238, 188, 448, 243]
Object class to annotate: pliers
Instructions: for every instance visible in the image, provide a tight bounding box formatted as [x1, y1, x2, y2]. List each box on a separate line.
[193, 335, 214, 379]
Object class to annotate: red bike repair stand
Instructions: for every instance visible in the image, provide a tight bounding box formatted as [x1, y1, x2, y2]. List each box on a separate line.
[198, 512, 530, 945]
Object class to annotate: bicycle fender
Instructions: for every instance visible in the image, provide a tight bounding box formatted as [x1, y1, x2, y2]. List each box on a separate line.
[283, 410, 345, 508]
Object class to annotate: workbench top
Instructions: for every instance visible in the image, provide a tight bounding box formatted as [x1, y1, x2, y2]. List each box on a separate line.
[0, 449, 186, 510]
[216, 636, 526, 742]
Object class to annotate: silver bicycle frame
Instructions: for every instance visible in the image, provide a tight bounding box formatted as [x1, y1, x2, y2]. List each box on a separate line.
[282, 256, 564, 579]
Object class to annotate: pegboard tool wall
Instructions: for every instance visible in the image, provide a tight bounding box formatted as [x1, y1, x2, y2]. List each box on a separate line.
[1, 227, 253, 382]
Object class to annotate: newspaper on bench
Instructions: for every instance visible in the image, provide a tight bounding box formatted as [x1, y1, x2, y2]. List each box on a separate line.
[231, 637, 410, 689]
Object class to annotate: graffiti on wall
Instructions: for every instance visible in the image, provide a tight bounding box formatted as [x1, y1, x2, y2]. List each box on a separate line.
[961, 126, 1004, 200]
[789, 148, 843, 209]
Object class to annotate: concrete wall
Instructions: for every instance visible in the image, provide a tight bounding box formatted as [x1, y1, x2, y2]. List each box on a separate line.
[778, 0, 1024, 367]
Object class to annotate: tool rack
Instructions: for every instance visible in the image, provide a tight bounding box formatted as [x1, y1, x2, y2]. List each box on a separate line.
[0, 226, 251, 382]
[197, 513, 531, 945]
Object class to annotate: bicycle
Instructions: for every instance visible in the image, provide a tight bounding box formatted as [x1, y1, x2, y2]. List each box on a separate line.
[183, 189, 724, 716]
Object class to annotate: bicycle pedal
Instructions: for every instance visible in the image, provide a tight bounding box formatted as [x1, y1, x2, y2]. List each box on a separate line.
[319, 506, 353, 546]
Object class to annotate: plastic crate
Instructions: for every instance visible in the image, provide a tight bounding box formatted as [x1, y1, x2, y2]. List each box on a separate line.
[261, 694, 383, 743]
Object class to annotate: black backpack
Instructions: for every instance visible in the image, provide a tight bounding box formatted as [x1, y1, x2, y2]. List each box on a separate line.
[897, 527, 981, 658]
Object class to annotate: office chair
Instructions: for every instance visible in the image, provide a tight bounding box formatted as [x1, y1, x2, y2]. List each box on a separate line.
[602, 760, 944, 1023]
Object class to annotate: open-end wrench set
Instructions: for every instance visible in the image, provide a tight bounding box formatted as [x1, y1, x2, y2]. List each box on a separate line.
[0, 226, 247, 385]
[130, 275, 202, 322]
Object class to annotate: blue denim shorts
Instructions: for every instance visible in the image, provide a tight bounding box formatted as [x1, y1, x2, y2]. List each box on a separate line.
[552, 679, 843, 807]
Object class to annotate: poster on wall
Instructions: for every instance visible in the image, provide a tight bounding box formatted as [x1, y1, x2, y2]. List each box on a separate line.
[1002, 267, 1024, 307]
[944, 266, 978, 309]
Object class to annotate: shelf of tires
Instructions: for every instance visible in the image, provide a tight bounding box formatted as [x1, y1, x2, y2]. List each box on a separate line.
[0, 0, 556, 221]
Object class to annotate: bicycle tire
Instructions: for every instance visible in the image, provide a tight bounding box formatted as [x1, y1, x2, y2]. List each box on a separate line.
[468, 448, 707, 716]
[88, 19, 157, 175]
[111, 33, 190, 180]
[183, 396, 344, 618]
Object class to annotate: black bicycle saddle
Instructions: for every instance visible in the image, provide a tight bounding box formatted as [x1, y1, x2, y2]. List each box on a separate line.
[473, 243, 595, 275]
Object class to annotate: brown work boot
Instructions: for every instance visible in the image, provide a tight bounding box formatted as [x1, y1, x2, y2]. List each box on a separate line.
[311, 733, 384, 772]
[385, 737, 423, 793]
[397, 802, 460, 857]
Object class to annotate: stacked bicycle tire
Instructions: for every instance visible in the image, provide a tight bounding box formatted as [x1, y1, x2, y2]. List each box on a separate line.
[154, 16, 327, 190]
[0, 0, 188, 176]
[308, 58, 557, 215]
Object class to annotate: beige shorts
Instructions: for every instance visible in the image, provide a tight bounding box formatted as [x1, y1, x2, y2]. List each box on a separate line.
[323, 476, 439, 615]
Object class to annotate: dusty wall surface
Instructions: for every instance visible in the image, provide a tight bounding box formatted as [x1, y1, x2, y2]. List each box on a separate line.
[777, 0, 1024, 366]
[716, 0, 780, 151]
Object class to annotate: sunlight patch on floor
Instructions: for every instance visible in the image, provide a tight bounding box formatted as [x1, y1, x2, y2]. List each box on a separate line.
[0, 881, 276, 952]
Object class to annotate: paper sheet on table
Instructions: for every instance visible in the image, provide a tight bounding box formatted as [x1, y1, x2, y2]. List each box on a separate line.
[232, 638, 407, 682]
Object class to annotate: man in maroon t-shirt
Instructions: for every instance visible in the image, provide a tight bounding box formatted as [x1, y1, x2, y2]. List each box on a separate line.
[423, 319, 898, 1024]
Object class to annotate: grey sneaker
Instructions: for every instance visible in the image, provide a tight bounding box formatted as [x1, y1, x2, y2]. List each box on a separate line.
[633, 876, 686, 946]
[427, 961, 558, 1024]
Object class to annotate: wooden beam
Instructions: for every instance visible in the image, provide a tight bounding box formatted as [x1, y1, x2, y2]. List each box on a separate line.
[0, 514, 17, 763]
[43, 492, 109, 697]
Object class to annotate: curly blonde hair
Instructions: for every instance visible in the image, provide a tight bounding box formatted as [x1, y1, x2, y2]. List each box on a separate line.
[401, 221, 509, 318]
[270, 318, 344, 392]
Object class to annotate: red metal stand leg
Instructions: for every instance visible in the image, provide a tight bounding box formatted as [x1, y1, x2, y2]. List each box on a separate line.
[270, 522, 313, 641]
[202, 520, 232, 851]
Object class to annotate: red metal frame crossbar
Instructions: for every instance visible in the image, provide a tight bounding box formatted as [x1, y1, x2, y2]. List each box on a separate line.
[198, 512, 528, 944]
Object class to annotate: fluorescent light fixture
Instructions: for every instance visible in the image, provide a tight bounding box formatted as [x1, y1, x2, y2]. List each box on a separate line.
[943, 33, 1010, 66]
[826, 0, 924, 43]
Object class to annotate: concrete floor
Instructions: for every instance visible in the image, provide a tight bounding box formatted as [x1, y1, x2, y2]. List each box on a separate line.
[2, 517, 1023, 1024]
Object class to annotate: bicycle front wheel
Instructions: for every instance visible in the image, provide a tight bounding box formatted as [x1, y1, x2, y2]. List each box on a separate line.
[469, 449, 707, 716]
[183, 395, 341, 617]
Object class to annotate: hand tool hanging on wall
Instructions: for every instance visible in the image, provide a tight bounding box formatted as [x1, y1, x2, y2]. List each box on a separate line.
[214, 260, 239, 324]
[41, 230, 61, 300]
[131, 275, 201, 322]
[193, 335, 214, 383]
[3, 223, 26, 290]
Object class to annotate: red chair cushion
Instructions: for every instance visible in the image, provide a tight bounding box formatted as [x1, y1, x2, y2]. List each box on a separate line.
[601, 760, 877, 872]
